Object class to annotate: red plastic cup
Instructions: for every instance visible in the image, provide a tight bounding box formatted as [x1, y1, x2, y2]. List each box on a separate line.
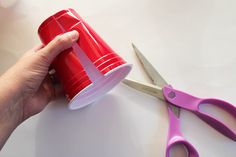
[38, 8, 132, 110]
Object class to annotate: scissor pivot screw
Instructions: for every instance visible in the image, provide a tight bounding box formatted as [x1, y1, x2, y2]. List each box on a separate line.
[168, 91, 176, 99]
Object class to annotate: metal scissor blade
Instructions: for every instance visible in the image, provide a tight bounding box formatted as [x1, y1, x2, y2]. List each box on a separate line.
[132, 43, 168, 88]
[122, 78, 165, 101]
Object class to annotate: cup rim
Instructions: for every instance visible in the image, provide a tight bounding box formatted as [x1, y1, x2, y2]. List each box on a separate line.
[68, 63, 132, 110]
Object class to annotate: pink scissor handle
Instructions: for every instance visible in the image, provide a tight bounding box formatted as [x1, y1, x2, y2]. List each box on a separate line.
[166, 107, 199, 157]
[163, 85, 236, 141]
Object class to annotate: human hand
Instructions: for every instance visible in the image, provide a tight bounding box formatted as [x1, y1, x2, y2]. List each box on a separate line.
[0, 30, 79, 149]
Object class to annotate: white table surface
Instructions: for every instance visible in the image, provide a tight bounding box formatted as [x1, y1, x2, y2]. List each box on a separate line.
[0, 0, 236, 156]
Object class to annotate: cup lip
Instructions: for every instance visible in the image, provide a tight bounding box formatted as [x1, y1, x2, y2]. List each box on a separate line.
[38, 9, 71, 33]
[68, 63, 132, 110]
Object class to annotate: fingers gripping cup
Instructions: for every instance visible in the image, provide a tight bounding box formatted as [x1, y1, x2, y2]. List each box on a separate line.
[38, 8, 132, 110]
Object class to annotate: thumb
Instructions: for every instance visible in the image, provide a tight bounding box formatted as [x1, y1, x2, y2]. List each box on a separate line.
[38, 30, 79, 64]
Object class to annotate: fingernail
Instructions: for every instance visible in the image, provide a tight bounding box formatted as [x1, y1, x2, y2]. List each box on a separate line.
[70, 30, 79, 41]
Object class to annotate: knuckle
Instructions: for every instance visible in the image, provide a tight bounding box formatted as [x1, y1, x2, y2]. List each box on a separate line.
[38, 52, 51, 65]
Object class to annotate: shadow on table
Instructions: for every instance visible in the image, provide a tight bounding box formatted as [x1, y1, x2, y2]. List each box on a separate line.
[35, 93, 143, 157]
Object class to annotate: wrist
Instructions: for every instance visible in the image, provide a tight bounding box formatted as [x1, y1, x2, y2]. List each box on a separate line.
[0, 73, 24, 149]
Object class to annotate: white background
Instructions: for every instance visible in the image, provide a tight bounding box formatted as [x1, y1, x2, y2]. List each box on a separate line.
[0, 0, 236, 156]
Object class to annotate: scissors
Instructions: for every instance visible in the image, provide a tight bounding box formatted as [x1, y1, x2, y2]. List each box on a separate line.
[123, 44, 236, 157]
